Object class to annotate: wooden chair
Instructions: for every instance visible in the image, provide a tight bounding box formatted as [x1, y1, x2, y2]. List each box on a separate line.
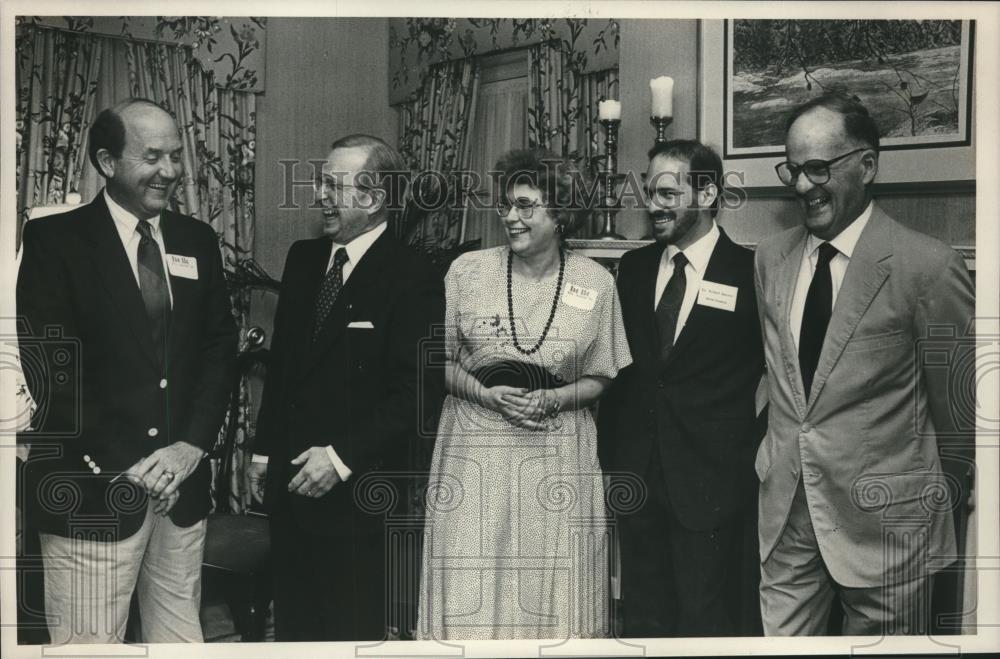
[201, 326, 272, 641]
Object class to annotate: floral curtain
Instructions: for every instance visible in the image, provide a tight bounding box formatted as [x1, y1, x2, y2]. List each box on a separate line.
[15, 27, 109, 235]
[528, 42, 619, 236]
[15, 23, 258, 514]
[396, 58, 481, 250]
[389, 18, 619, 105]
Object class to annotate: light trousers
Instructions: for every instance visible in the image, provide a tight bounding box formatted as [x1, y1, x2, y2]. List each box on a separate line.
[760, 481, 933, 636]
[39, 504, 206, 644]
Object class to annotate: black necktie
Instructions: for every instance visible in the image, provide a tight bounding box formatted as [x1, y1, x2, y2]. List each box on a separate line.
[655, 251, 688, 361]
[799, 242, 839, 401]
[312, 247, 350, 343]
[135, 220, 170, 366]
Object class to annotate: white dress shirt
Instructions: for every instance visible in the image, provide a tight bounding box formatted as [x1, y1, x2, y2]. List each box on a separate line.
[104, 189, 174, 306]
[653, 221, 720, 343]
[789, 201, 873, 350]
[252, 222, 389, 483]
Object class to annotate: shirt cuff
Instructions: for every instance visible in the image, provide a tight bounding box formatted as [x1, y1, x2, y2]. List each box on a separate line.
[251, 454, 269, 464]
[324, 445, 353, 481]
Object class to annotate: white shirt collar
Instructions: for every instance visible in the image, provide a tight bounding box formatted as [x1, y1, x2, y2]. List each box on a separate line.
[104, 188, 161, 244]
[805, 200, 873, 260]
[330, 221, 388, 267]
[664, 221, 720, 274]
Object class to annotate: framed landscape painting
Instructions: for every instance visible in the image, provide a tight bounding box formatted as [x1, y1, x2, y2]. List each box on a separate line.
[699, 19, 976, 189]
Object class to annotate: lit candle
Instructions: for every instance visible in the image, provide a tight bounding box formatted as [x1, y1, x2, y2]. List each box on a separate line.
[598, 99, 621, 121]
[650, 76, 674, 118]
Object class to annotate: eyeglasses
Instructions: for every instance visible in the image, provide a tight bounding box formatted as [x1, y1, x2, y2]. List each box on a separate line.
[774, 148, 869, 186]
[496, 198, 544, 220]
[313, 178, 371, 197]
[643, 186, 685, 210]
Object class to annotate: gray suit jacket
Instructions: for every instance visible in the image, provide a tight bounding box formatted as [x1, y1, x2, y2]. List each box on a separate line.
[753, 203, 974, 587]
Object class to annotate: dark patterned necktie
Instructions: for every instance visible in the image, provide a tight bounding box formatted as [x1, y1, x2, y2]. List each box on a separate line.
[312, 247, 350, 343]
[135, 220, 170, 365]
[655, 251, 688, 361]
[799, 242, 838, 401]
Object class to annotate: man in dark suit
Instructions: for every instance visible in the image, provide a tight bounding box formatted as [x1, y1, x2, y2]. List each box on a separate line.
[600, 139, 764, 637]
[754, 93, 974, 635]
[16, 98, 237, 643]
[249, 134, 444, 641]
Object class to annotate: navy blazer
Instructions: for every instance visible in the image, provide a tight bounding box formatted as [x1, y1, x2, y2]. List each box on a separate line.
[17, 193, 238, 538]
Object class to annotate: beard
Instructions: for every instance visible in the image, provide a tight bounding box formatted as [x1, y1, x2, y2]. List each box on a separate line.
[649, 205, 700, 245]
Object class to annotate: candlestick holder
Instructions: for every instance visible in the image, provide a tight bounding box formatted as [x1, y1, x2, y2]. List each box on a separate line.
[650, 115, 674, 147]
[594, 118, 626, 240]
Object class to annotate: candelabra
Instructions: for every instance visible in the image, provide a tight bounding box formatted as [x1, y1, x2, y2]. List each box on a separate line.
[594, 118, 626, 240]
[651, 115, 674, 147]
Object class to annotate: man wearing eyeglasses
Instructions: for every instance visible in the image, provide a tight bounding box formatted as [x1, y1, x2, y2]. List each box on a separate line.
[753, 93, 974, 635]
[249, 134, 444, 640]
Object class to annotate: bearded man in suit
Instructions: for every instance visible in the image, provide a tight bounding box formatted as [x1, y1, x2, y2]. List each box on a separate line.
[600, 139, 764, 636]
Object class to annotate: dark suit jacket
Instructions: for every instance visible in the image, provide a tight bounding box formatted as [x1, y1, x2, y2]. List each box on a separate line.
[600, 227, 764, 531]
[16, 193, 238, 539]
[254, 229, 445, 538]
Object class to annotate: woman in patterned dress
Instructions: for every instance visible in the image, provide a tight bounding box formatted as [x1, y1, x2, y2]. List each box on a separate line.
[418, 150, 632, 640]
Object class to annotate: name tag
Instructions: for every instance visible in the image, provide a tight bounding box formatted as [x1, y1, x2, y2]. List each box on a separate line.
[697, 280, 738, 312]
[562, 283, 598, 311]
[167, 254, 199, 280]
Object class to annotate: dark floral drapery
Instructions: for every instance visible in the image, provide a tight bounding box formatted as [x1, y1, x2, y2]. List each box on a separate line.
[15, 19, 261, 514]
[528, 42, 619, 236]
[392, 17, 620, 243]
[396, 59, 481, 249]
[388, 17, 619, 104]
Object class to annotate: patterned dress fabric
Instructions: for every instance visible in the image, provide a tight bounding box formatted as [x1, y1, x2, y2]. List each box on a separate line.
[418, 247, 632, 640]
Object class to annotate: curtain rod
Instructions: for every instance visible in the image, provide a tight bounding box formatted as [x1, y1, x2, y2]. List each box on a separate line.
[19, 22, 196, 50]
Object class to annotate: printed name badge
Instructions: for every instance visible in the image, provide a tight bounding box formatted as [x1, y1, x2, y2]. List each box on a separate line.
[167, 254, 199, 280]
[697, 280, 738, 312]
[562, 283, 598, 311]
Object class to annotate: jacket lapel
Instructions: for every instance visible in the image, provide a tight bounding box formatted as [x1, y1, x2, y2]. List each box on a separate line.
[82, 194, 159, 368]
[299, 231, 394, 378]
[774, 226, 810, 418]
[290, 239, 335, 379]
[664, 227, 734, 364]
[805, 206, 892, 412]
[636, 243, 665, 363]
[160, 213, 192, 359]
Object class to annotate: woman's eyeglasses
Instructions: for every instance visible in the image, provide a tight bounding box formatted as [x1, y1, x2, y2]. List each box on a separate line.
[496, 198, 544, 220]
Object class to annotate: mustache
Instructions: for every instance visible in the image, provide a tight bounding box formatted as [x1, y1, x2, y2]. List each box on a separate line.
[650, 210, 677, 222]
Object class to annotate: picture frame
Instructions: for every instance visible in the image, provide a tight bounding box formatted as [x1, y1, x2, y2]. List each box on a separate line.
[698, 19, 976, 190]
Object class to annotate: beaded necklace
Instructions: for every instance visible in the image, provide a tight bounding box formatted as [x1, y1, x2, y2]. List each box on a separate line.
[507, 248, 565, 355]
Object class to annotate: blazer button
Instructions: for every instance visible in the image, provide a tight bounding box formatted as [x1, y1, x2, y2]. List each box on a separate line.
[83, 454, 91, 462]
[93, 467, 101, 475]
[148, 427, 159, 437]
[160, 378, 168, 389]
